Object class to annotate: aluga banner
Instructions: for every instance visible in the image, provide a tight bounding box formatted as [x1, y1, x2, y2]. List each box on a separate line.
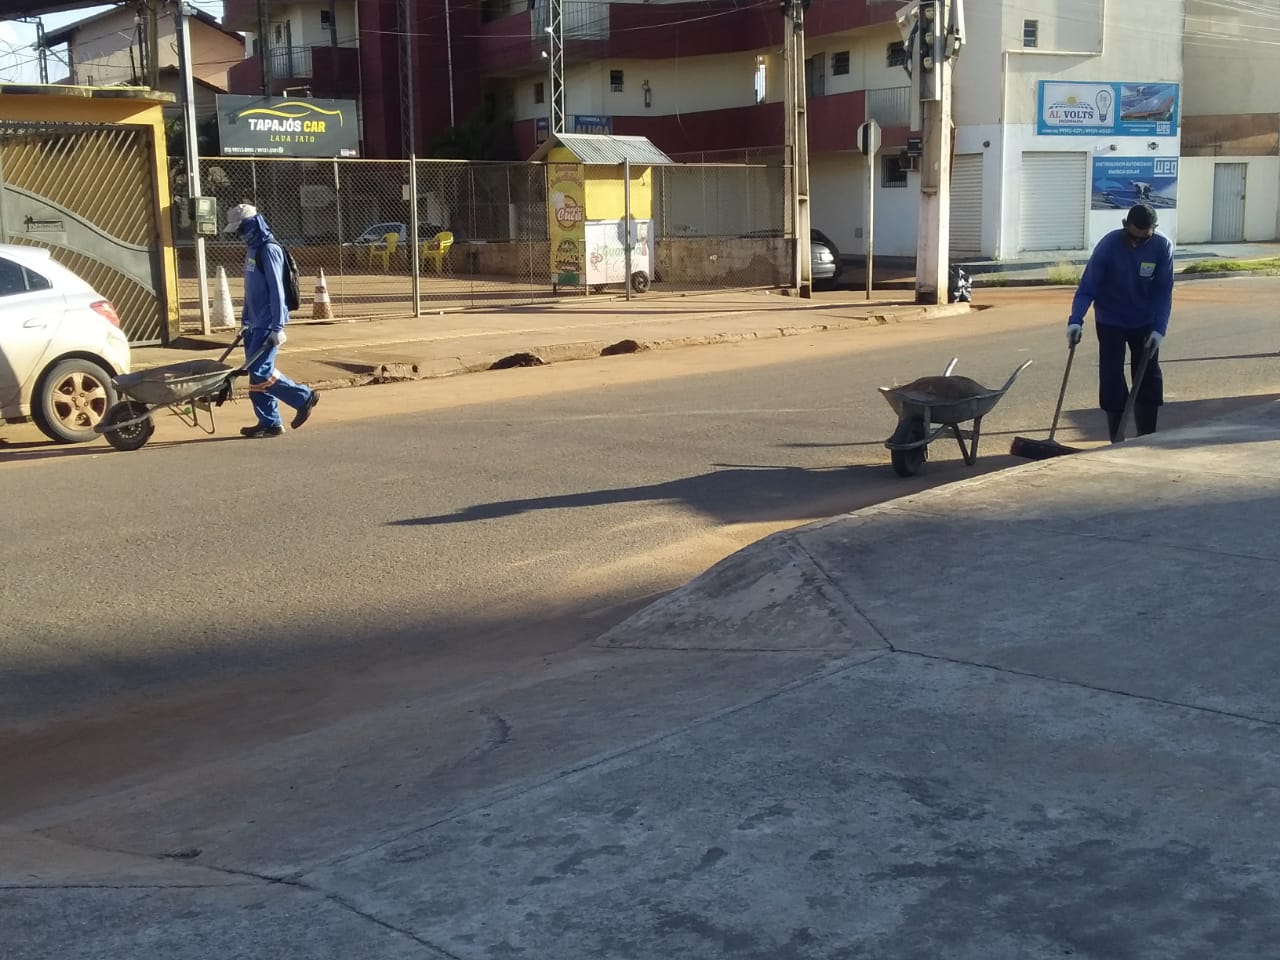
[216, 95, 360, 158]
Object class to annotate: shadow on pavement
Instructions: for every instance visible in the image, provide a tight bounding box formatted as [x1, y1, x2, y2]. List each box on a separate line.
[0, 434, 243, 464]
[389, 459, 1007, 529]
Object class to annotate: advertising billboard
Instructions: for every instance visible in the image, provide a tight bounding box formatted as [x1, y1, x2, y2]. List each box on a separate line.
[1091, 157, 1179, 211]
[547, 163, 586, 287]
[216, 95, 360, 158]
[1038, 82, 1179, 138]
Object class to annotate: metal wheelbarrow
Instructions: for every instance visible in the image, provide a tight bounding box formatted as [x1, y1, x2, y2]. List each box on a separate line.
[879, 357, 1034, 477]
[94, 333, 267, 451]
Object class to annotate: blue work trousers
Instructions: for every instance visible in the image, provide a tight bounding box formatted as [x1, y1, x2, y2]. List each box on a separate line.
[244, 327, 312, 428]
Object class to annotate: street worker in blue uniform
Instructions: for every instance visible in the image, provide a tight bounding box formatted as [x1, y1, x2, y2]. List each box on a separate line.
[1067, 202, 1174, 441]
[224, 203, 319, 438]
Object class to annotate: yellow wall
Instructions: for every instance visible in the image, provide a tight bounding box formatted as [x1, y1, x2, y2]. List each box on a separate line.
[584, 165, 652, 220]
[544, 145, 654, 219]
[0, 88, 179, 340]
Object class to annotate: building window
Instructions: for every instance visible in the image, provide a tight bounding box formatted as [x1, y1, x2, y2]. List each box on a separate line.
[754, 56, 767, 104]
[882, 154, 909, 188]
[1023, 19, 1038, 47]
[320, 9, 331, 30]
[887, 42, 907, 68]
[534, 81, 545, 104]
[610, 69, 624, 92]
[831, 51, 850, 76]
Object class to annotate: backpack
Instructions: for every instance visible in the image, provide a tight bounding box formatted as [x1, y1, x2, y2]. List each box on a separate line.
[257, 242, 302, 313]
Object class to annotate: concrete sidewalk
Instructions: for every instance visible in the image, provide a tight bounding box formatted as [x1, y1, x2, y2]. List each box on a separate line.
[7, 402, 1279, 957]
[134, 290, 972, 392]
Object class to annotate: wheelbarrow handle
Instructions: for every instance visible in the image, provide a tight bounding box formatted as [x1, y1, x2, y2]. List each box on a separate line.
[217, 330, 245, 365]
[220, 329, 274, 375]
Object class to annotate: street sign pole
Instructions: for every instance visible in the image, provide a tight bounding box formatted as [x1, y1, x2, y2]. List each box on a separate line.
[857, 119, 881, 301]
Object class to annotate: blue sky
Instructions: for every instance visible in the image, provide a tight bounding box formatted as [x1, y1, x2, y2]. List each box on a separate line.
[0, 2, 226, 83]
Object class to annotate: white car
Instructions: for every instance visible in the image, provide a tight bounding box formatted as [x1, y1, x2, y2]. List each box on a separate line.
[0, 245, 131, 443]
[351, 222, 408, 246]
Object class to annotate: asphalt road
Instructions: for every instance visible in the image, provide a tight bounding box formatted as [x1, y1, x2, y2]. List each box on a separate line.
[2, 280, 1279, 811]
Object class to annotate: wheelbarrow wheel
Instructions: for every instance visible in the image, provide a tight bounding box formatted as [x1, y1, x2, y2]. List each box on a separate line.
[890, 417, 928, 478]
[102, 401, 154, 452]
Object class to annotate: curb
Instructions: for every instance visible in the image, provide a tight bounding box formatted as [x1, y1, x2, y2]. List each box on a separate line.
[180, 302, 973, 398]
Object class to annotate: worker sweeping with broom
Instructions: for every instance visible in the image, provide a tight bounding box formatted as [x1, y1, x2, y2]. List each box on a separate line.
[1012, 202, 1175, 459]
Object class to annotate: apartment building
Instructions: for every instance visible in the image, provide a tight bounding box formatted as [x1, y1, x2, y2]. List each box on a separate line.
[221, 0, 1209, 258]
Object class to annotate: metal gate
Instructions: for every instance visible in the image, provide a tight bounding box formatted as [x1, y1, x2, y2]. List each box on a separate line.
[950, 154, 984, 255]
[0, 123, 166, 343]
[1019, 152, 1087, 253]
[1211, 162, 1247, 243]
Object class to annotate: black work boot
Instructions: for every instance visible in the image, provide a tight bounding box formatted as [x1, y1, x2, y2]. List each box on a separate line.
[1106, 411, 1124, 443]
[1135, 404, 1158, 436]
[240, 423, 284, 439]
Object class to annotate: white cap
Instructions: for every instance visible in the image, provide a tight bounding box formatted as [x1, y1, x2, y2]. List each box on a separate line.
[224, 202, 258, 234]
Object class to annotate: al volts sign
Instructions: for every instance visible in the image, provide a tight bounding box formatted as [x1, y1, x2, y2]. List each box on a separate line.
[216, 95, 360, 158]
[1038, 81, 1179, 138]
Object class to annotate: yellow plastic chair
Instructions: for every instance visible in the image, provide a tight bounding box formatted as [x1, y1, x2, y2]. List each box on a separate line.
[368, 232, 399, 272]
[421, 230, 454, 275]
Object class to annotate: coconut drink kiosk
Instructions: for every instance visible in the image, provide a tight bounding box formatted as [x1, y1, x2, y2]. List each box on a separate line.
[531, 133, 671, 295]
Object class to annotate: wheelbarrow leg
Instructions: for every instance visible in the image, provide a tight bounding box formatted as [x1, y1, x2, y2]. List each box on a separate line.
[966, 416, 983, 465]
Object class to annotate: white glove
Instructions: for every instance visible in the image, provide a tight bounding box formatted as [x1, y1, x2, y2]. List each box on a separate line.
[1067, 323, 1083, 347]
[268, 329, 287, 346]
[1144, 330, 1164, 352]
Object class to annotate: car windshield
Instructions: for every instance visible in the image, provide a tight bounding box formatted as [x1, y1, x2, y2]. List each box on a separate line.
[359, 224, 399, 241]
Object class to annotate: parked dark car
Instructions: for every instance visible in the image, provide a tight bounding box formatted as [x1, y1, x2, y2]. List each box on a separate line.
[741, 228, 842, 288]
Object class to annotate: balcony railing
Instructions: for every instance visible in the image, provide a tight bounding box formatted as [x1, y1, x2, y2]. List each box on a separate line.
[866, 85, 910, 125]
[531, 0, 609, 39]
[269, 45, 313, 79]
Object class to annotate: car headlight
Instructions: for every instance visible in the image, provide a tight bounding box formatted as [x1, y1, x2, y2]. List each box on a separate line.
[814, 248, 834, 263]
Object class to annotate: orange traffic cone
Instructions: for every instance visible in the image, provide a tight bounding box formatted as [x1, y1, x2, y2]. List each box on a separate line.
[312, 268, 333, 320]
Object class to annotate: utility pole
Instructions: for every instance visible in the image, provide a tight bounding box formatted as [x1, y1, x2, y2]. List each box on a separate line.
[781, 0, 812, 298]
[21, 18, 51, 84]
[398, 0, 414, 155]
[328, 0, 339, 98]
[912, 0, 962, 304]
[547, 0, 565, 135]
[444, 0, 456, 127]
[175, 1, 211, 334]
[144, 0, 160, 89]
[256, 0, 270, 96]
[398, 0, 419, 310]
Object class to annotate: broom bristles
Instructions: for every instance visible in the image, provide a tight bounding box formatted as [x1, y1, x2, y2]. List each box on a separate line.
[1009, 436, 1080, 460]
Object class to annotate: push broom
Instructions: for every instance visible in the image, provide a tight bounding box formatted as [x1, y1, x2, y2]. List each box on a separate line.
[1010, 342, 1082, 460]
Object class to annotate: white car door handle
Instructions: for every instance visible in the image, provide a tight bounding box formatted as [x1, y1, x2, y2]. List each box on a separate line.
[22, 318, 46, 329]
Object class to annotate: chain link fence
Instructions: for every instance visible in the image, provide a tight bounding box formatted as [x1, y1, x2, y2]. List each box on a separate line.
[176, 156, 791, 329]
[651, 162, 790, 293]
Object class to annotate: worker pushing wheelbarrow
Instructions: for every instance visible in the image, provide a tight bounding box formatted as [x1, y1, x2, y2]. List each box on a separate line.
[879, 357, 1034, 477]
[94, 334, 267, 451]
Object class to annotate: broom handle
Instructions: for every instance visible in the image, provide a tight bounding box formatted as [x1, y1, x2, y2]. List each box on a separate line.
[1048, 342, 1076, 441]
[1116, 345, 1153, 443]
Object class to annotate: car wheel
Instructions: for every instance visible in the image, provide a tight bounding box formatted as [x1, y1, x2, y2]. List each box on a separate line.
[33, 358, 117, 444]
